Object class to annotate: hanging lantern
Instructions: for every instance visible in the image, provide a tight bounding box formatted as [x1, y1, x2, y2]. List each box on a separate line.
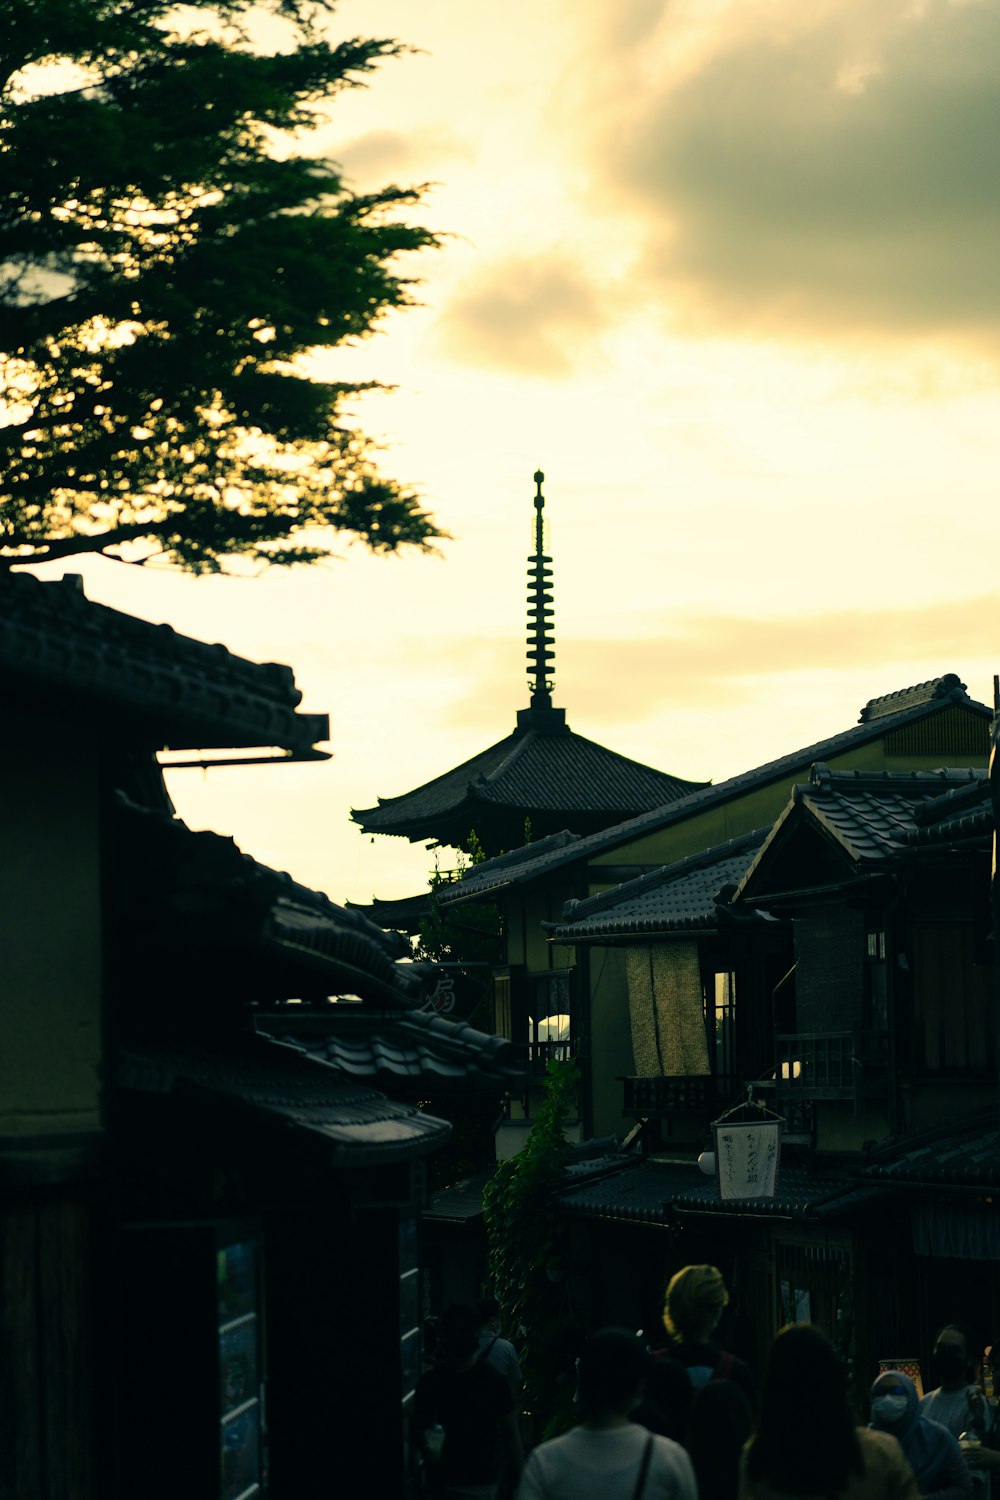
[711, 1094, 783, 1201]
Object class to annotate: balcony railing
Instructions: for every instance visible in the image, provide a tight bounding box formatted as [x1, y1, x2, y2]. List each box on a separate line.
[526, 1039, 573, 1078]
[773, 1030, 889, 1103]
[623, 1073, 741, 1119]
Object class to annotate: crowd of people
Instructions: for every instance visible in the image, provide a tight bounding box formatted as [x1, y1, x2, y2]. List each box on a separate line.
[413, 1274, 1000, 1500]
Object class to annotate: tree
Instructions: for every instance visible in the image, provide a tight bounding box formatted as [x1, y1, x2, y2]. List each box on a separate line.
[0, 0, 442, 573]
[414, 833, 500, 969]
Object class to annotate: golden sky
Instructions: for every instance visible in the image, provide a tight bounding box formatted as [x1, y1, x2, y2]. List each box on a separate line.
[36, 0, 1000, 904]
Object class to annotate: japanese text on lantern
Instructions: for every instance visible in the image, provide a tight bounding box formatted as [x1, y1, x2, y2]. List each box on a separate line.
[715, 1122, 780, 1200]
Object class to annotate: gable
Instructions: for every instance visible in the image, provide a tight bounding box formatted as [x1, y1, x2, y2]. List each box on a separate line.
[738, 819, 856, 904]
[588, 706, 988, 879]
[882, 705, 988, 760]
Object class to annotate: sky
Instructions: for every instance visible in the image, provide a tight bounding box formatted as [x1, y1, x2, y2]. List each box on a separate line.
[29, 0, 1000, 906]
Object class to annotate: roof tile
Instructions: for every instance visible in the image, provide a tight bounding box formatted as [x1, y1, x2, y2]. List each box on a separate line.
[443, 677, 990, 905]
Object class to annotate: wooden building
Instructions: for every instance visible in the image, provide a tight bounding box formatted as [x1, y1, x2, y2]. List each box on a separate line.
[440, 673, 991, 1154]
[540, 758, 999, 1400]
[0, 570, 523, 1500]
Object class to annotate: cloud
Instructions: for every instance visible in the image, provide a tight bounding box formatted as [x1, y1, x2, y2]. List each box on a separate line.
[582, 0, 1000, 352]
[394, 593, 1000, 731]
[331, 127, 471, 188]
[435, 253, 615, 374]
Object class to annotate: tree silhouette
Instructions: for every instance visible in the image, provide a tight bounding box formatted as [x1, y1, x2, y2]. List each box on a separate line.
[0, 0, 442, 572]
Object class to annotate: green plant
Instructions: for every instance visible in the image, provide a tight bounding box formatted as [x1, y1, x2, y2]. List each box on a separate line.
[482, 1056, 580, 1438]
[0, 0, 441, 573]
[414, 832, 500, 967]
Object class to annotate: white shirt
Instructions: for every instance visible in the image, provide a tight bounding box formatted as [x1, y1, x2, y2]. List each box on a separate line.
[477, 1330, 523, 1399]
[516, 1421, 697, 1500]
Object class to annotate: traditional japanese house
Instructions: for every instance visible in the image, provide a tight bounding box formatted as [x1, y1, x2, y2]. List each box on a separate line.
[439, 675, 991, 1157]
[730, 759, 999, 1376]
[350, 472, 706, 860]
[0, 570, 523, 1500]
[542, 759, 998, 1401]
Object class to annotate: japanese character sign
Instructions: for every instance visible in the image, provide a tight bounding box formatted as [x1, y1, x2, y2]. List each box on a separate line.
[712, 1118, 781, 1200]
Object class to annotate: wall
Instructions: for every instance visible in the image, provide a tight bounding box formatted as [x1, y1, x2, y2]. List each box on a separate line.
[0, 708, 103, 1140]
[588, 947, 638, 1139]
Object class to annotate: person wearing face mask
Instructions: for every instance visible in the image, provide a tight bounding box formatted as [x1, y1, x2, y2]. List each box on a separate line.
[870, 1370, 971, 1500]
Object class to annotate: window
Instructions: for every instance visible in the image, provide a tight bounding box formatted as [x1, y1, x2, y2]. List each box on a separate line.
[527, 969, 572, 1068]
[865, 924, 887, 1031]
[705, 971, 737, 1079]
[493, 970, 512, 1040]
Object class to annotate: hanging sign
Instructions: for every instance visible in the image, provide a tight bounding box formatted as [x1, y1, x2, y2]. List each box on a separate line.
[712, 1107, 782, 1201]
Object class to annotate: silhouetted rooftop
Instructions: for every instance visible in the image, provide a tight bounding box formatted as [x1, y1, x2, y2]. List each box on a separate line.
[0, 569, 328, 754]
[118, 1040, 451, 1166]
[351, 715, 706, 851]
[546, 829, 770, 943]
[440, 675, 990, 905]
[734, 764, 989, 904]
[351, 472, 706, 853]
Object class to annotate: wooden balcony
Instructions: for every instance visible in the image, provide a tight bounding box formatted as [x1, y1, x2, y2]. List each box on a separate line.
[526, 1039, 573, 1079]
[773, 1030, 889, 1107]
[622, 1073, 741, 1120]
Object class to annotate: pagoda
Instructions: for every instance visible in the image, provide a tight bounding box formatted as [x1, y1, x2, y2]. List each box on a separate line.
[351, 471, 708, 858]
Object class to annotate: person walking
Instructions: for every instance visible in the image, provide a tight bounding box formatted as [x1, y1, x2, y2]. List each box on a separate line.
[920, 1326, 995, 1497]
[516, 1327, 697, 1500]
[416, 1302, 524, 1499]
[740, 1324, 919, 1500]
[869, 1369, 970, 1500]
[477, 1297, 524, 1402]
[662, 1264, 755, 1405]
[688, 1378, 754, 1500]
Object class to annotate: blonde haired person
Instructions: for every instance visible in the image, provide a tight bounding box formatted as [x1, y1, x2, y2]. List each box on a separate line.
[660, 1265, 755, 1405]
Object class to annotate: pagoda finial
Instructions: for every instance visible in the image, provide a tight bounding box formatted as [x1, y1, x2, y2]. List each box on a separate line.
[526, 469, 554, 709]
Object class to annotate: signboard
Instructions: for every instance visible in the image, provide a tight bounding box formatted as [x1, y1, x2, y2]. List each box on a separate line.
[713, 1117, 781, 1200]
[878, 1357, 923, 1397]
[419, 963, 491, 1023]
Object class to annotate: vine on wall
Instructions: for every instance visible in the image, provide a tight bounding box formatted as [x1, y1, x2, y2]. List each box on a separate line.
[482, 1057, 580, 1439]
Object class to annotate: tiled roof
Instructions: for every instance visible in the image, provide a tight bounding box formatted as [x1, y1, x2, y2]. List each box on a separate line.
[906, 775, 993, 847]
[110, 794, 426, 1007]
[803, 765, 985, 862]
[0, 570, 328, 753]
[441, 676, 990, 906]
[858, 674, 969, 722]
[735, 765, 988, 902]
[423, 1169, 495, 1224]
[351, 708, 706, 844]
[118, 1040, 452, 1165]
[261, 1010, 528, 1091]
[111, 798, 523, 1086]
[557, 1156, 882, 1223]
[546, 829, 769, 942]
[861, 1114, 1000, 1188]
[345, 892, 434, 934]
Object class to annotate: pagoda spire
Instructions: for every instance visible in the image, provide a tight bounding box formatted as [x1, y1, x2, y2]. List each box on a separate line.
[526, 469, 555, 709]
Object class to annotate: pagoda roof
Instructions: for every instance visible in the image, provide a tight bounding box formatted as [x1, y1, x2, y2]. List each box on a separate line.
[350, 704, 707, 849]
[351, 472, 706, 853]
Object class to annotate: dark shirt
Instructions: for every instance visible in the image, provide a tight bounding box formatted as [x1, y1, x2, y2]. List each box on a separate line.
[415, 1360, 514, 1486]
[668, 1340, 756, 1407]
